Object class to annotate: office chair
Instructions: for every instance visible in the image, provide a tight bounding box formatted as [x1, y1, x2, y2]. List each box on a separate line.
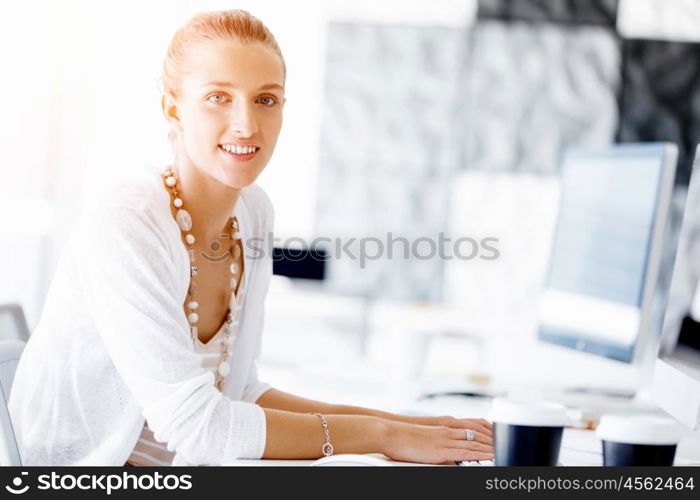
[0, 303, 30, 342]
[0, 340, 25, 466]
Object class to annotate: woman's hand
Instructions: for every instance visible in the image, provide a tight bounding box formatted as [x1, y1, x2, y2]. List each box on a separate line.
[411, 415, 493, 443]
[379, 419, 494, 465]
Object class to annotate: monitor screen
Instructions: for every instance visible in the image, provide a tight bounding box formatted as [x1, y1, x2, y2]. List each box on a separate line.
[538, 144, 677, 362]
[659, 152, 700, 361]
[652, 146, 700, 429]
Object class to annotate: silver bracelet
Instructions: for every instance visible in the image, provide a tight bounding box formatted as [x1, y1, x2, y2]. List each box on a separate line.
[311, 412, 333, 456]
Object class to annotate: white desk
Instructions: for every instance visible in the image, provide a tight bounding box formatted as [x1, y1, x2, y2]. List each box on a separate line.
[221, 395, 700, 467]
[223, 454, 424, 467]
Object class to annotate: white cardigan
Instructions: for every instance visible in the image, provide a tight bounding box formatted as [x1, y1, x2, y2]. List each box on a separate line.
[8, 166, 273, 465]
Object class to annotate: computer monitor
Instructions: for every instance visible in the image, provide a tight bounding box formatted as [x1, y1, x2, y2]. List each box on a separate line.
[652, 146, 700, 430]
[538, 143, 678, 364]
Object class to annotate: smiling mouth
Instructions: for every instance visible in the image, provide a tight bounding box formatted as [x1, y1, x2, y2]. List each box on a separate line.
[219, 144, 258, 154]
[218, 144, 259, 161]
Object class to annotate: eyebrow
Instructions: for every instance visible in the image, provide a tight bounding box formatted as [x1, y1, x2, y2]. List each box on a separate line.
[202, 81, 284, 91]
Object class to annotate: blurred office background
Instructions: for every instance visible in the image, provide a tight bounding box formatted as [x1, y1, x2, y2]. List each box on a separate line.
[2, 0, 700, 409]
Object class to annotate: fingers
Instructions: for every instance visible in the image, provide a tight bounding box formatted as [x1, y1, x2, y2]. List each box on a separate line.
[446, 417, 493, 436]
[446, 448, 494, 463]
[448, 428, 493, 446]
[453, 419, 493, 437]
[446, 439, 493, 454]
[477, 419, 494, 435]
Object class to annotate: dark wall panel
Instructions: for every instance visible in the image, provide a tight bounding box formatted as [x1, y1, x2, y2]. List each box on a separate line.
[617, 39, 700, 185]
[477, 0, 618, 27]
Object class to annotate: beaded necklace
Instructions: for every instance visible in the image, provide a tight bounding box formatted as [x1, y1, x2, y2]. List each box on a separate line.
[161, 166, 242, 391]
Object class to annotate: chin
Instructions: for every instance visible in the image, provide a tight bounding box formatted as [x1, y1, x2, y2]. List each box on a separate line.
[217, 167, 260, 189]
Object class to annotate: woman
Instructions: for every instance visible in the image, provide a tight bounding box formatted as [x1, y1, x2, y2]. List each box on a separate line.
[8, 9, 493, 466]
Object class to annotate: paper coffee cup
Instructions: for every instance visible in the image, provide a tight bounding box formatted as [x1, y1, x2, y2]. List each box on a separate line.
[489, 399, 569, 466]
[596, 415, 684, 466]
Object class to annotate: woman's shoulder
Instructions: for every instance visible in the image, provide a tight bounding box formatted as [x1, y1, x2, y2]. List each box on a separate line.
[78, 168, 273, 238]
[84, 165, 167, 215]
[77, 165, 173, 241]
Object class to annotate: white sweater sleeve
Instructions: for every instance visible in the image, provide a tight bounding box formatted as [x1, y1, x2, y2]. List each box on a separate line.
[76, 200, 266, 464]
[241, 287, 272, 404]
[241, 309, 273, 404]
[241, 186, 275, 404]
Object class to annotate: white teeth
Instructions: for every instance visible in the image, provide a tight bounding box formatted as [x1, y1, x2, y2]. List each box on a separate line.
[221, 144, 256, 154]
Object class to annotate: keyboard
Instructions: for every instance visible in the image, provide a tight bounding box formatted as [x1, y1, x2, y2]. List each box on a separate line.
[458, 460, 494, 466]
[459, 460, 567, 466]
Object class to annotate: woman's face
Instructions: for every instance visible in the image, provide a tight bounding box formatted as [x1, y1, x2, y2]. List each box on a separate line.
[166, 40, 285, 187]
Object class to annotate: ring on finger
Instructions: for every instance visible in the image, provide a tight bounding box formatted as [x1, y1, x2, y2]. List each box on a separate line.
[465, 429, 476, 441]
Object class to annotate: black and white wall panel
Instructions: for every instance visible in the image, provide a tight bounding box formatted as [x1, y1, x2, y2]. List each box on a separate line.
[477, 0, 618, 27]
[316, 22, 465, 301]
[460, 21, 620, 174]
[616, 39, 700, 186]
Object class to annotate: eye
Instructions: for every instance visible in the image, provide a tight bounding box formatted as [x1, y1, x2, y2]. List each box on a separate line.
[207, 94, 229, 104]
[259, 95, 278, 106]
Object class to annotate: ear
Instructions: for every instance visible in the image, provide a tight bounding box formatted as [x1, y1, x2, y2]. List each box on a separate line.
[161, 93, 183, 133]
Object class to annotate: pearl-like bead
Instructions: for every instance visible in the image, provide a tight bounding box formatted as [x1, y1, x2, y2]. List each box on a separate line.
[165, 176, 177, 187]
[185, 234, 195, 245]
[173, 198, 183, 208]
[188, 312, 199, 324]
[217, 361, 231, 377]
[188, 301, 198, 310]
[176, 209, 192, 231]
[230, 263, 238, 274]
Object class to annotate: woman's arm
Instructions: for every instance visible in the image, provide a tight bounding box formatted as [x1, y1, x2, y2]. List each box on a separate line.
[257, 388, 408, 420]
[261, 407, 493, 463]
[258, 388, 492, 429]
[256, 389, 493, 463]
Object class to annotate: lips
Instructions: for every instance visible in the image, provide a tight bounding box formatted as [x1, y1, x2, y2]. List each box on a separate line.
[218, 145, 259, 162]
[219, 144, 258, 154]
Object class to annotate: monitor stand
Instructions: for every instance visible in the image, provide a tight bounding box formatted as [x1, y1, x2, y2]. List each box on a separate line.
[556, 385, 656, 411]
[545, 333, 669, 421]
[540, 384, 664, 429]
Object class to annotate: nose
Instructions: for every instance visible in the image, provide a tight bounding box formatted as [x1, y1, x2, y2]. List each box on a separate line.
[230, 100, 259, 138]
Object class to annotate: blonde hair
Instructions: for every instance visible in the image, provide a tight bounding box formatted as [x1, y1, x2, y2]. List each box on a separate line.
[161, 10, 285, 143]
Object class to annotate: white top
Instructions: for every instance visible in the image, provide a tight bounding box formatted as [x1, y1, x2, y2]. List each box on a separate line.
[127, 266, 248, 466]
[8, 165, 273, 465]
